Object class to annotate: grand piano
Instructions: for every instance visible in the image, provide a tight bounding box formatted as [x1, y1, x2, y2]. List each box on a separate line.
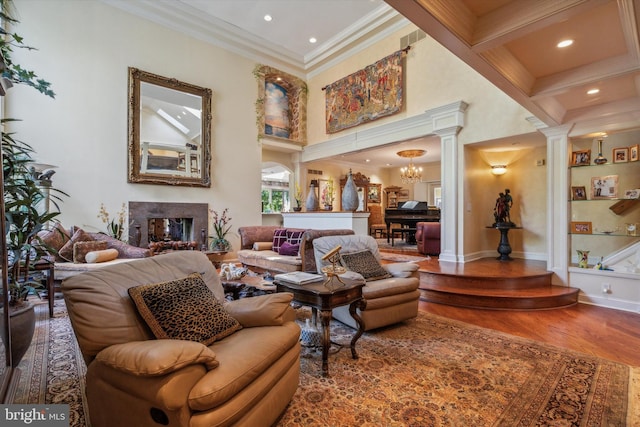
[385, 201, 440, 244]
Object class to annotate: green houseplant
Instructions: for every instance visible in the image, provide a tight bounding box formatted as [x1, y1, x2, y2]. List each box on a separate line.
[1, 0, 59, 366]
[209, 208, 233, 252]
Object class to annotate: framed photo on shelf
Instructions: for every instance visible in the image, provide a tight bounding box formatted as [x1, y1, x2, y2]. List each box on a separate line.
[570, 221, 592, 234]
[613, 147, 629, 163]
[591, 175, 618, 199]
[630, 144, 639, 162]
[571, 186, 587, 200]
[570, 149, 591, 166]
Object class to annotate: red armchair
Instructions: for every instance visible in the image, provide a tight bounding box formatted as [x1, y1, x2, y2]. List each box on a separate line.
[415, 222, 441, 255]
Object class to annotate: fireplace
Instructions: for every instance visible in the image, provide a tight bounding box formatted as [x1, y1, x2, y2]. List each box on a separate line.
[128, 201, 208, 248]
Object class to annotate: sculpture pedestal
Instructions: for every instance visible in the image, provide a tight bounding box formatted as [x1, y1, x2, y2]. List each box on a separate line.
[487, 225, 522, 261]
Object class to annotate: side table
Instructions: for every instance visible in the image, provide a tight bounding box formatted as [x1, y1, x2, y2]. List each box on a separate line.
[205, 250, 227, 268]
[275, 277, 366, 377]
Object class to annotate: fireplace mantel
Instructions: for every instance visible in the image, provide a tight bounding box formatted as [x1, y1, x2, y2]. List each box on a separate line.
[129, 201, 208, 248]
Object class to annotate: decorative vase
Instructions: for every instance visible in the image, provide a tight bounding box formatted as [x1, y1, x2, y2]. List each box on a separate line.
[341, 170, 359, 211]
[594, 139, 607, 165]
[577, 249, 589, 268]
[324, 205, 333, 211]
[293, 206, 302, 212]
[306, 182, 319, 211]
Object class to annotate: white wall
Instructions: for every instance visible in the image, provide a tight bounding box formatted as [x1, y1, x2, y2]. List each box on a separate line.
[7, 0, 262, 252]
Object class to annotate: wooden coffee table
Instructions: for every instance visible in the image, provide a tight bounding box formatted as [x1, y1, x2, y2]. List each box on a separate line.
[275, 277, 366, 377]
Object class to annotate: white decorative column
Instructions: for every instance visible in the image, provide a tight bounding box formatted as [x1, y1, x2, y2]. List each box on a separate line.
[537, 123, 573, 285]
[428, 102, 468, 263]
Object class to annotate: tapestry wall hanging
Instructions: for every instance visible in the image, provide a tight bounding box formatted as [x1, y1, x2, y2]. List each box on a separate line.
[324, 50, 405, 134]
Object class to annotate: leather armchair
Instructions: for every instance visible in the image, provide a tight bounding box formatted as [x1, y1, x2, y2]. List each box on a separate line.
[312, 235, 420, 331]
[62, 251, 301, 427]
[415, 222, 441, 255]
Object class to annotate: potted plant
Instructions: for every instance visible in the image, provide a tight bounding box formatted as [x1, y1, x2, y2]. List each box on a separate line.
[209, 208, 233, 252]
[321, 178, 335, 210]
[1, 0, 59, 366]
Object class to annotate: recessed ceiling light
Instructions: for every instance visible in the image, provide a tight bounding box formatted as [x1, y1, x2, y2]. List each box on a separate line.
[587, 88, 600, 95]
[263, 14, 272, 22]
[365, 159, 371, 163]
[309, 37, 317, 44]
[557, 39, 573, 48]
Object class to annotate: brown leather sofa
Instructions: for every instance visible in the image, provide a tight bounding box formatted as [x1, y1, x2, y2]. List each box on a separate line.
[415, 222, 441, 256]
[313, 234, 420, 331]
[62, 251, 301, 427]
[237, 226, 355, 273]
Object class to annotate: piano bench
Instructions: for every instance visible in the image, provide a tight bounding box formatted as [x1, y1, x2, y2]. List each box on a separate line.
[391, 227, 417, 246]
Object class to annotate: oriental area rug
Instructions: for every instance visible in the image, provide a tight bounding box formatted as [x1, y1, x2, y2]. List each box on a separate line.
[8, 301, 640, 427]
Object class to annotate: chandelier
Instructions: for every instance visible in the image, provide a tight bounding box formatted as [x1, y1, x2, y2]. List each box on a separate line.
[397, 150, 425, 184]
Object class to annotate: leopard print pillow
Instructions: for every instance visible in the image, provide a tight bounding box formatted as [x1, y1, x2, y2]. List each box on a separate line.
[340, 249, 391, 281]
[128, 273, 241, 345]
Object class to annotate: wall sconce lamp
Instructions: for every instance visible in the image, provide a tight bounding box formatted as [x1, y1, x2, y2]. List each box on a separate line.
[491, 165, 507, 175]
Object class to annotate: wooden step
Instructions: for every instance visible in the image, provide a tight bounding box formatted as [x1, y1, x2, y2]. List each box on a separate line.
[418, 285, 580, 310]
[416, 257, 580, 311]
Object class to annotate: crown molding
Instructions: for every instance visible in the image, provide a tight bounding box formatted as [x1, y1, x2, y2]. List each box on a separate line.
[100, 0, 405, 79]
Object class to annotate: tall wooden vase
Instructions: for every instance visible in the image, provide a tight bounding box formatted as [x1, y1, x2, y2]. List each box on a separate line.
[341, 170, 359, 211]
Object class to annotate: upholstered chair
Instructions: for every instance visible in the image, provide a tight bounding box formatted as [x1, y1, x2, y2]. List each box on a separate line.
[62, 251, 300, 427]
[313, 235, 420, 331]
[415, 222, 441, 255]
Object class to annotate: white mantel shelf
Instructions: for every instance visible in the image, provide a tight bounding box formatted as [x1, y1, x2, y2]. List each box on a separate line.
[282, 211, 370, 235]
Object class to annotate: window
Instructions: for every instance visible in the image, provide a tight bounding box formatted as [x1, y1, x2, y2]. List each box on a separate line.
[262, 163, 291, 213]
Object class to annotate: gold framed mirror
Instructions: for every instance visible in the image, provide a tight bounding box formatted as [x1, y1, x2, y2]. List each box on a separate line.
[128, 67, 212, 187]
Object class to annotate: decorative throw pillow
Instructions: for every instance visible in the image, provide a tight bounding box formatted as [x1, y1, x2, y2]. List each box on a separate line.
[272, 229, 287, 253]
[128, 273, 241, 345]
[58, 228, 94, 262]
[286, 229, 305, 246]
[85, 248, 119, 264]
[340, 250, 391, 281]
[36, 223, 70, 261]
[73, 240, 108, 263]
[252, 241, 273, 251]
[278, 241, 300, 256]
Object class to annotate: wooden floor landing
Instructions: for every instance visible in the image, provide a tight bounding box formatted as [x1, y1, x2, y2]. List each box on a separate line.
[414, 257, 580, 310]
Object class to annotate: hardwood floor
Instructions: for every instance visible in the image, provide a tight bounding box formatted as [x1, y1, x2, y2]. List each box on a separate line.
[418, 300, 640, 367]
[378, 247, 640, 366]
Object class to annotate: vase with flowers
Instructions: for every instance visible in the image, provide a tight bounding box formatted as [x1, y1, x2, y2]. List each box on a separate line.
[209, 208, 233, 252]
[321, 178, 335, 211]
[293, 182, 303, 212]
[97, 202, 127, 241]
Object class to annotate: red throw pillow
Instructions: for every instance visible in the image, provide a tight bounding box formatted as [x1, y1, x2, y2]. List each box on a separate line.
[278, 241, 300, 256]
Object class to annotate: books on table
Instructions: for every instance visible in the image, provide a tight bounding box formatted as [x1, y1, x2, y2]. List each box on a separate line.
[274, 271, 324, 284]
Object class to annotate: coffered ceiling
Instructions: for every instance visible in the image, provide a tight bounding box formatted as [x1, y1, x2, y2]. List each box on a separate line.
[386, 0, 640, 137]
